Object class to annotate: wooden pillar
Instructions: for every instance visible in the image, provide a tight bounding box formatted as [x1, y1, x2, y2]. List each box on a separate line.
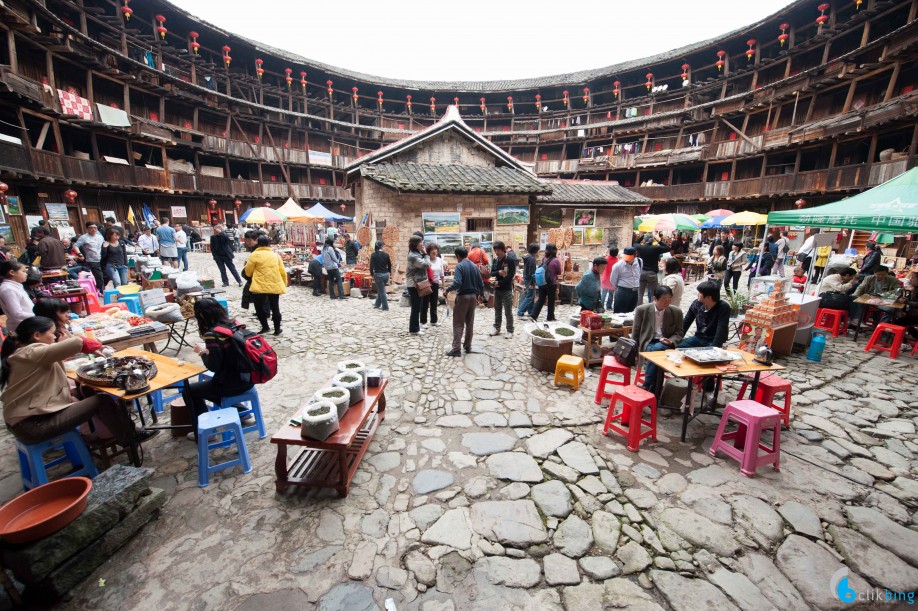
[884, 62, 901, 102]
[6, 30, 17, 73]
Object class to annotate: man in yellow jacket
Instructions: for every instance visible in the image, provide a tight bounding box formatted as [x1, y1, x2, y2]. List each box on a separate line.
[243, 235, 287, 335]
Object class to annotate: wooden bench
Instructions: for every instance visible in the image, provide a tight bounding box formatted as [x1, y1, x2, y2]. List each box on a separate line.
[271, 379, 387, 497]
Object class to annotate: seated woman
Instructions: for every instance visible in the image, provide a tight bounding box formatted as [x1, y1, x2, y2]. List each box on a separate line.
[0, 260, 34, 332]
[33, 298, 74, 341]
[1, 316, 151, 446]
[181, 298, 255, 441]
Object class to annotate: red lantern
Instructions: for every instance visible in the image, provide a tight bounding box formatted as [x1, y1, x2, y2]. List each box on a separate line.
[300, 71, 307, 91]
[189, 31, 200, 54]
[406, 94, 412, 112]
[121, 0, 132, 20]
[430, 97, 436, 115]
[562, 90, 569, 107]
[255, 58, 264, 80]
[613, 81, 621, 97]
[582, 87, 590, 105]
[340, 204, 346, 212]
[285, 68, 293, 88]
[716, 50, 726, 72]
[795, 198, 806, 209]
[453, 97, 459, 108]
[507, 96, 513, 112]
[681, 64, 690, 81]
[155, 14, 167, 40]
[64, 189, 77, 204]
[222, 45, 232, 67]
[208, 199, 217, 209]
[327, 80, 334, 97]
[480, 97, 486, 113]
[778, 23, 790, 46]
[378, 91, 384, 109]
[234, 199, 242, 210]
[746, 39, 756, 61]
[535, 94, 541, 109]
[352, 86, 358, 103]
[817, 3, 830, 25]
[645, 73, 653, 91]
[0, 181, 8, 204]
[263, 202, 271, 207]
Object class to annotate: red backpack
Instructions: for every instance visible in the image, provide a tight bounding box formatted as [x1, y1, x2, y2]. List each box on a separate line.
[213, 323, 278, 384]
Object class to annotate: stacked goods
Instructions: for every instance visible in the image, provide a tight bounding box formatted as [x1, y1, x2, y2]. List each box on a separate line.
[547, 228, 563, 248]
[563, 227, 575, 249]
[739, 279, 794, 353]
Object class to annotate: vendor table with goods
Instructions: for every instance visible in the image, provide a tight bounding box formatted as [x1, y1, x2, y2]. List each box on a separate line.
[49, 286, 90, 317]
[66, 348, 206, 465]
[70, 307, 170, 353]
[580, 324, 634, 367]
[683, 259, 707, 282]
[40, 270, 70, 286]
[271, 379, 387, 497]
[852, 294, 905, 341]
[640, 348, 785, 442]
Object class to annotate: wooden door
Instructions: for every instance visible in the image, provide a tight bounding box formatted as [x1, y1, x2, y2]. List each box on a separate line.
[68, 207, 82, 234]
[85, 208, 102, 225]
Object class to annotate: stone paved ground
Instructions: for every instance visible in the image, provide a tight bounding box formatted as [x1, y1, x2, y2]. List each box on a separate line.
[3, 252, 917, 610]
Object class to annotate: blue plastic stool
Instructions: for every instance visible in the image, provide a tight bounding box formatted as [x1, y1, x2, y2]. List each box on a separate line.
[197, 408, 251, 487]
[150, 382, 185, 414]
[16, 430, 98, 490]
[103, 289, 120, 304]
[219, 387, 266, 439]
[117, 294, 143, 315]
[216, 297, 229, 313]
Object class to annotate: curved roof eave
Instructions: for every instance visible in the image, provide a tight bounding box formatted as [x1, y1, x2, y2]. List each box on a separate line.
[160, 0, 801, 92]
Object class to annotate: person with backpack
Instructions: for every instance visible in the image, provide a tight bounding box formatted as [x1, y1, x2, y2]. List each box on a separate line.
[531, 244, 563, 322]
[517, 243, 540, 320]
[243, 235, 287, 336]
[182, 299, 269, 441]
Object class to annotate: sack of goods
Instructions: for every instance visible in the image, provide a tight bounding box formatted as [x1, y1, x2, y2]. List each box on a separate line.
[144, 302, 184, 323]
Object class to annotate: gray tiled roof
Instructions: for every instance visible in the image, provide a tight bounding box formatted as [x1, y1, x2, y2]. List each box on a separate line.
[160, 0, 804, 92]
[361, 163, 551, 194]
[535, 181, 650, 205]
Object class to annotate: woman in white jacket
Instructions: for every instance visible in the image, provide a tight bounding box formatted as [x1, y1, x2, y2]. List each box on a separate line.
[0, 261, 34, 332]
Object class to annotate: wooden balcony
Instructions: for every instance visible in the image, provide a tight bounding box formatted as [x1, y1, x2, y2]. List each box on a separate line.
[231, 179, 261, 197]
[534, 160, 562, 174]
[669, 183, 704, 201]
[97, 161, 133, 186]
[868, 159, 908, 186]
[263, 182, 289, 198]
[795, 169, 828, 192]
[226, 139, 261, 159]
[29, 150, 63, 178]
[630, 185, 670, 200]
[761, 174, 795, 194]
[0, 140, 29, 173]
[61, 156, 99, 183]
[729, 177, 762, 198]
[704, 182, 730, 199]
[827, 165, 868, 191]
[199, 175, 231, 195]
[170, 173, 196, 192]
[133, 166, 168, 189]
[0, 66, 57, 111]
[201, 135, 227, 154]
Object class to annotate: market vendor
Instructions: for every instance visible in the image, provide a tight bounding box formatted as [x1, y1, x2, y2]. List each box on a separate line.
[0, 261, 34, 332]
[33, 298, 74, 341]
[854, 265, 903, 321]
[681, 281, 732, 402]
[576, 257, 607, 312]
[1, 316, 153, 447]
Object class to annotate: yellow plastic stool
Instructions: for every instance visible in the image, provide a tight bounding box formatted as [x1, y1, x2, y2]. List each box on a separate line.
[554, 355, 585, 390]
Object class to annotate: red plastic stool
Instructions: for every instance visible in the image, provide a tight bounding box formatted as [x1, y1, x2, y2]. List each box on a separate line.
[594, 356, 633, 405]
[864, 323, 907, 360]
[814, 308, 849, 337]
[709, 399, 781, 477]
[602, 385, 657, 452]
[736, 373, 792, 427]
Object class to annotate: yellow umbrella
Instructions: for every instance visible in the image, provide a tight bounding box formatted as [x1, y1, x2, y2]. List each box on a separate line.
[721, 211, 768, 227]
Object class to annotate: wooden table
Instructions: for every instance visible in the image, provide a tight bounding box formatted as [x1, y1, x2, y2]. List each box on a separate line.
[580, 325, 633, 367]
[852, 294, 905, 341]
[271, 379, 387, 497]
[640, 348, 785, 442]
[52, 288, 90, 316]
[40, 270, 70, 285]
[67, 347, 206, 465]
[683, 261, 707, 282]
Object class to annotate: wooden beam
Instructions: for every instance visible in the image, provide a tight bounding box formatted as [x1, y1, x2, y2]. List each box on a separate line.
[35, 121, 50, 150]
[717, 117, 759, 150]
[883, 61, 901, 102]
[263, 124, 293, 197]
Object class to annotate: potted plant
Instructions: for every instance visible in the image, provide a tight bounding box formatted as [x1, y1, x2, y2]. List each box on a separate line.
[724, 287, 751, 316]
[314, 387, 350, 419]
[300, 400, 339, 441]
[332, 372, 365, 406]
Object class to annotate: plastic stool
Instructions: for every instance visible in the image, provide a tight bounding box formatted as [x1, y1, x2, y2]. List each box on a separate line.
[864, 323, 907, 359]
[218, 387, 266, 439]
[85, 291, 102, 314]
[602, 385, 657, 451]
[737, 374, 792, 427]
[216, 297, 229, 313]
[150, 382, 186, 414]
[709, 400, 781, 477]
[554, 355, 585, 390]
[815, 308, 849, 337]
[117, 294, 143, 315]
[103, 288, 120, 304]
[197, 408, 252, 487]
[16, 430, 98, 490]
[594, 356, 633, 405]
[77, 273, 98, 295]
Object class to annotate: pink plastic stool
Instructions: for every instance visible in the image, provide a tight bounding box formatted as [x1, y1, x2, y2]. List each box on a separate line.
[709, 400, 781, 477]
[594, 356, 633, 405]
[76, 273, 98, 296]
[736, 373, 792, 427]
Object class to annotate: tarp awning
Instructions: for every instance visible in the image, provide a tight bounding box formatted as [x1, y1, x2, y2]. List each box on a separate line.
[305, 202, 352, 222]
[768, 168, 918, 232]
[276, 197, 323, 223]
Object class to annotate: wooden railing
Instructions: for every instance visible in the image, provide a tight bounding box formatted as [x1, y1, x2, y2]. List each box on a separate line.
[29, 150, 63, 178]
[0, 141, 30, 172]
[704, 182, 730, 198]
[199, 175, 231, 194]
[230, 178, 261, 197]
[669, 183, 704, 201]
[868, 159, 908, 186]
[263, 182, 289, 198]
[827, 165, 867, 191]
[761, 174, 795, 194]
[133, 166, 168, 189]
[61, 156, 99, 183]
[97, 162, 133, 185]
[795, 170, 828, 192]
[729, 177, 762, 197]
[170, 173, 196, 191]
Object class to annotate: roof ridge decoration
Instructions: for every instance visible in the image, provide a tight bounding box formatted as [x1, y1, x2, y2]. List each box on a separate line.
[345, 105, 528, 175]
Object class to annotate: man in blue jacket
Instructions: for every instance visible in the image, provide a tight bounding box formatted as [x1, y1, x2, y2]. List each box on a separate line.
[444, 247, 484, 356]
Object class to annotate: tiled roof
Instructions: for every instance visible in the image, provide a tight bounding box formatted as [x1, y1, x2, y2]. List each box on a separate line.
[535, 180, 649, 205]
[362, 163, 552, 194]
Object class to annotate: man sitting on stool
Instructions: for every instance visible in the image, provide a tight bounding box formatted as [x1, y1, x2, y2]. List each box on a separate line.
[681, 281, 732, 406]
[632, 286, 684, 392]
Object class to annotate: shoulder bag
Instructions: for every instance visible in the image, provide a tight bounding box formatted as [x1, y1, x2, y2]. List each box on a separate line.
[416, 277, 433, 297]
[611, 337, 638, 367]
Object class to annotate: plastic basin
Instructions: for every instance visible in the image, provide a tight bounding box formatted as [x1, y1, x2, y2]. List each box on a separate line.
[0, 477, 93, 544]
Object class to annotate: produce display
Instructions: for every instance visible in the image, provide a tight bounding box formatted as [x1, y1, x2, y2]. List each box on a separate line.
[76, 356, 158, 392]
[524, 321, 584, 346]
[70, 308, 153, 343]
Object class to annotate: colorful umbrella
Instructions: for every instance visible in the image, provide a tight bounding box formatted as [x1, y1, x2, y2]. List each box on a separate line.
[721, 211, 768, 227]
[700, 215, 729, 229]
[637, 214, 701, 232]
[239, 207, 287, 224]
[691, 214, 709, 222]
[633, 215, 650, 230]
[705, 208, 734, 217]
